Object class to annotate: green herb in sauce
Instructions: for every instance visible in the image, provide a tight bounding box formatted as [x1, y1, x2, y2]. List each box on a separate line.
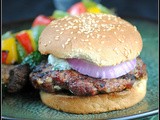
[48, 54, 71, 70]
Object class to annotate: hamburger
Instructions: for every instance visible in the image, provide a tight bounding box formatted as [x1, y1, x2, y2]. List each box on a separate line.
[30, 13, 147, 114]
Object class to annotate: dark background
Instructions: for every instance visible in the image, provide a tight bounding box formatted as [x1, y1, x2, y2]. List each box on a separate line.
[2, 0, 158, 24]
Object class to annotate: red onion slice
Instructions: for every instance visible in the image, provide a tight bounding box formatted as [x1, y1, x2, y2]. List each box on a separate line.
[67, 58, 136, 79]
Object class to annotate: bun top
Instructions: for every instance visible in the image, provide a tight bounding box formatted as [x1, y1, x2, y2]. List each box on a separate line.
[39, 13, 142, 66]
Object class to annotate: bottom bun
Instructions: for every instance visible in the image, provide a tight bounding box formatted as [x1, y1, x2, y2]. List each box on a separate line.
[40, 76, 147, 114]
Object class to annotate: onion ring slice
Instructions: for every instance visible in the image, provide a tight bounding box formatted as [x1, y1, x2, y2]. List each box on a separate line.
[67, 58, 136, 79]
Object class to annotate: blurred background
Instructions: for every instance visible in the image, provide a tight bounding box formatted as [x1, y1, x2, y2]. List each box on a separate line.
[2, 0, 158, 24]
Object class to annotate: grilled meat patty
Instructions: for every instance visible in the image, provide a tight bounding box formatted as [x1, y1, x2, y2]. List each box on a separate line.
[30, 58, 146, 96]
[2, 64, 15, 84]
[7, 64, 31, 93]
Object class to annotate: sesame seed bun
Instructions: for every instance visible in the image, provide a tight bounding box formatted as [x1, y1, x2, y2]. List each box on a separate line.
[40, 75, 147, 114]
[39, 13, 142, 66]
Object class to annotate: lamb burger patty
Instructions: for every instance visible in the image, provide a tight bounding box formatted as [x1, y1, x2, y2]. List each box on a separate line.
[30, 58, 146, 96]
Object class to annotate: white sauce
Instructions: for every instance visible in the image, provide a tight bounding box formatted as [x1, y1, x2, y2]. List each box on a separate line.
[48, 54, 71, 70]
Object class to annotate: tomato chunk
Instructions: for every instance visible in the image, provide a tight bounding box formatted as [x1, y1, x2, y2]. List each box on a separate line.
[2, 50, 9, 64]
[32, 15, 52, 27]
[67, 2, 86, 15]
[16, 31, 34, 54]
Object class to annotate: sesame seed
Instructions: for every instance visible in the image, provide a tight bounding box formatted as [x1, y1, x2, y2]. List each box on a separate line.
[65, 42, 68, 45]
[81, 39, 84, 41]
[120, 29, 124, 32]
[84, 39, 89, 41]
[55, 36, 60, 39]
[129, 49, 132, 53]
[71, 31, 73, 34]
[66, 26, 73, 30]
[68, 21, 74, 26]
[96, 20, 100, 23]
[124, 51, 128, 57]
[117, 38, 124, 43]
[44, 44, 47, 47]
[88, 42, 91, 46]
[101, 41, 104, 44]
[108, 17, 111, 20]
[56, 30, 59, 31]
[135, 41, 138, 43]
[48, 41, 51, 44]
[102, 35, 106, 38]
[114, 47, 118, 50]
[60, 32, 63, 34]
[137, 51, 140, 55]
[89, 47, 92, 50]
[113, 48, 119, 54]
[106, 28, 112, 31]
[55, 36, 59, 38]
[66, 18, 72, 21]
[73, 37, 76, 39]
[98, 48, 101, 52]
[97, 34, 101, 38]
[124, 47, 127, 50]
[67, 38, 71, 41]
[73, 19, 79, 23]
[119, 21, 124, 24]
[55, 38, 59, 40]
[123, 35, 126, 39]
[91, 36, 95, 39]
[117, 27, 120, 30]
[134, 26, 137, 31]
[62, 44, 65, 48]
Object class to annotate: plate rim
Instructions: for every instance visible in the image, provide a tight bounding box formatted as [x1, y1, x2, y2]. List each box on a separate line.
[1, 109, 158, 120]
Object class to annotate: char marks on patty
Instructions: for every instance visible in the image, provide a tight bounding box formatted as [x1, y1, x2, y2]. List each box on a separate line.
[30, 57, 146, 96]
